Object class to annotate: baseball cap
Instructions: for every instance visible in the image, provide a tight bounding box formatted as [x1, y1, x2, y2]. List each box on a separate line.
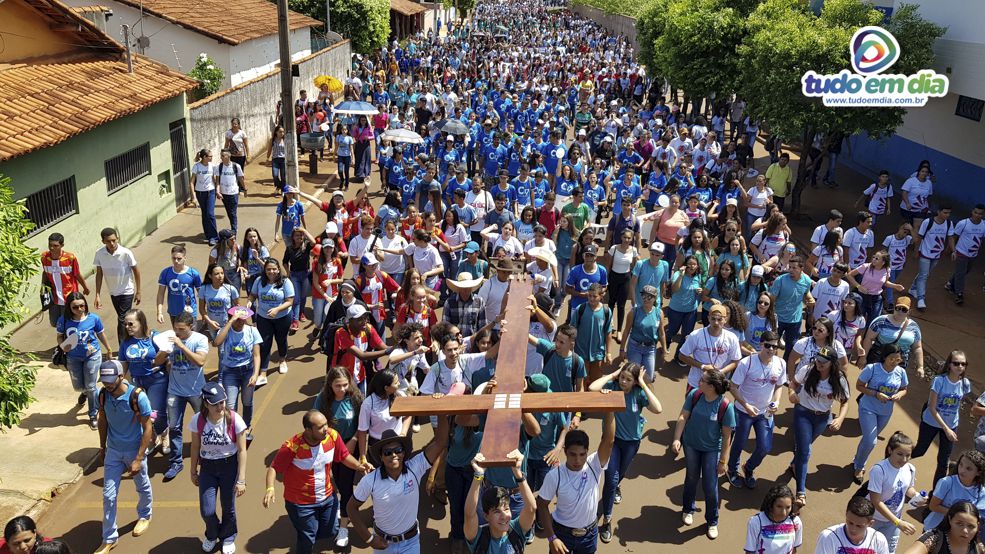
[218, 229, 234, 241]
[361, 252, 379, 266]
[726, 197, 738, 206]
[98, 360, 125, 383]
[641, 285, 659, 298]
[202, 382, 228, 405]
[347, 304, 369, 319]
[583, 244, 598, 256]
[708, 304, 728, 318]
[751, 265, 765, 278]
[464, 241, 480, 254]
[649, 241, 665, 253]
[526, 373, 552, 393]
[895, 296, 912, 309]
[324, 221, 339, 235]
[332, 190, 345, 199]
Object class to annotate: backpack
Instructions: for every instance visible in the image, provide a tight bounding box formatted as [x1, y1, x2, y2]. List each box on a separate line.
[318, 316, 347, 361]
[98, 386, 146, 424]
[573, 302, 612, 342]
[195, 412, 238, 442]
[474, 522, 526, 554]
[541, 348, 584, 391]
[688, 388, 729, 427]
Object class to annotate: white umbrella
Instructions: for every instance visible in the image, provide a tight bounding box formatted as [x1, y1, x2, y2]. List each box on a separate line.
[334, 101, 379, 115]
[382, 128, 424, 145]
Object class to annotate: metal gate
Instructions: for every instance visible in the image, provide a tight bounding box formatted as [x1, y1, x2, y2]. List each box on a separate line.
[169, 120, 191, 207]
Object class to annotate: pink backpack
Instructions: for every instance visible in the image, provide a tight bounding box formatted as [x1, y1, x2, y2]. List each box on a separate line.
[196, 413, 237, 442]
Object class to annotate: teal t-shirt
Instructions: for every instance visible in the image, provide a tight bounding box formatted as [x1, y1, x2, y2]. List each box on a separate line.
[466, 518, 525, 554]
[570, 303, 611, 362]
[527, 411, 570, 461]
[535, 339, 586, 393]
[312, 393, 359, 443]
[631, 259, 670, 305]
[682, 392, 736, 451]
[668, 271, 703, 313]
[769, 273, 813, 324]
[606, 382, 648, 441]
[104, 382, 153, 451]
[447, 425, 483, 468]
[628, 305, 660, 346]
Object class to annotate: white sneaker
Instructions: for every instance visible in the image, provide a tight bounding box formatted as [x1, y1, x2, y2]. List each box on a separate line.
[682, 512, 693, 526]
[201, 537, 217, 552]
[335, 527, 349, 548]
[412, 424, 421, 433]
[160, 432, 171, 455]
[707, 525, 718, 539]
[221, 540, 236, 554]
[917, 298, 927, 310]
[278, 361, 289, 374]
[255, 374, 268, 387]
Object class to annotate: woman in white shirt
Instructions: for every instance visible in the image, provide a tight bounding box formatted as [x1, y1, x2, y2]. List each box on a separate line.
[193, 149, 219, 246]
[213, 149, 245, 236]
[607, 228, 640, 335]
[223, 118, 249, 169]
[356, 369, 411, 458]
[480, 220, 524, 259]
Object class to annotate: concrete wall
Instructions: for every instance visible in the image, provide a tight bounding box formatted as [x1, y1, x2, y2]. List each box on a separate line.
[229, 29, 313, 87]
[570, 3, 638, 52]
[1, 96, 189, 320]
[188, 39, 352, 161]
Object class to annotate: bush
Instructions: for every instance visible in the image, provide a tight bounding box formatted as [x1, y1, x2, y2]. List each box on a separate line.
[187, 53, 225, 99]
[572, 0, 653, 18]
[332, 0, 390, 54]
[0, 174, 40, 431]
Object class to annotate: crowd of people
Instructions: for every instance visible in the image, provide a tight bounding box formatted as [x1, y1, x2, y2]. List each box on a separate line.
[20, 0, 985, 553]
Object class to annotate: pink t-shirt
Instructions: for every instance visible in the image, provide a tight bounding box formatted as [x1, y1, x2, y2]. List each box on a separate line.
[855, 263, 888, 295]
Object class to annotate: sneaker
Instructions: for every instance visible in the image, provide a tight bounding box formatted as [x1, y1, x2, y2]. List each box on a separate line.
[278, 361, 289, 374]
[290, 320, 300, 332]
[614, 485, 622, 505]
[89, 418, 99, 430]
[255, 373, 268, 387]
[221, 541, 236, 554]
[727, 470, 744, 488]
[208, 239, 218, 247]
[707, 525, 719, 539]
[744, 469, 758, 489]
[245, 429, 255, 442]
[160, 443, 171, 456]
[335, 527, 349, 548]
[201, 536, 217, 552]
[955, 294, 964, 305]
[93, 543, 117, 554]
[945, 281, 954, 294]
[78, 392, 87, 405]
[600, 521, 612, 543]
[917, 298, 927, 310]
[299, 313, 308, 322]
[164, 463, 183, 481]
[133, 517, 151, 536]
[682, 512, 694, 526]
[411, 424, 421, 433]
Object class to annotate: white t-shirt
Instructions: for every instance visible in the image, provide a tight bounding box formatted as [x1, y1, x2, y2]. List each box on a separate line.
[525, 261, 554, 294]
[747, 186, 774, 218]
[794, 362, 850, 413]
[526, 320, 557, 376]
[810, 224, 843, 247]
[92, 245, 137, 296]
[225, 129, 247, 157]
[353, 453, 431, 535]
[882, 234, 912, 270]
[213, 162, 243, 196]
[524, 238, 557, 255]
[863, 183, 894, 215]
[731, 354, 786, 414]
[793, 337, 846, 376]
[349, 234, 373, 264]
[465, 190, 494, 232]
[868, 459, 916, 522]
[952, 218, 985, 258]
[192, 162, 215, 192]
[680, 327, 743, 388]
[811, 278, 849, 320]
[357, 393, 403, 440]
[419, 353, 486, 395]
[744, 513, 803, 554]
[810, 245, 843, 278]
[477, 276, 510, 327]
[488, 233, 525, 258]
[389, 348, 429, 392]
[379, 235, 408, 274]
[404, 243, 443, 287]
[188, 411, 247, 460]
[607, 246, 638, 274]
[815, 524, 889, 554]
[900, 176, 933, 213]
[538, 452, 607, 528]
[842, 227, 874, 267]
[751, 229, 789, 261]
[917, 218, 951, 260]
[827, 309, 866, 354]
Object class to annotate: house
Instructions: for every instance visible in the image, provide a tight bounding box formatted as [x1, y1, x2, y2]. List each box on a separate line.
[0, 0, 198, 316]
[390, 0, 426, 40]
[61, 0, 324, 89]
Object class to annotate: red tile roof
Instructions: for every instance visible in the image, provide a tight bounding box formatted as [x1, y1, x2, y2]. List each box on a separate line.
[110, 0, 323, 45]
[391, 0, 426, 16]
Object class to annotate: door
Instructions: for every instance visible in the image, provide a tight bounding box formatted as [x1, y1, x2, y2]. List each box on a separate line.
[169, 120, 191, 207]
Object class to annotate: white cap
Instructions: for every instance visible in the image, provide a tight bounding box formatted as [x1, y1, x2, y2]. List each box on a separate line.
[649, 241, 665, 253]
[347, 304, 368, 319]
[726, 197, 738, 206]
[324, 221, 339, 235]
[751, 265, 765, 277]
[361, 252, 379, 266]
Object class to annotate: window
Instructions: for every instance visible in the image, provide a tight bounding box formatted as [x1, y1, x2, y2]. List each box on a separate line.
[105, 143, 151, 194]
[955, 95, 984, 123]
[25, 176, 78, 237]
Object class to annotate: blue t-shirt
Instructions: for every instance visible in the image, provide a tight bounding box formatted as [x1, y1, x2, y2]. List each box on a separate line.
[57, 313, 104, 359]
[924, 475, 985, 531]
[868, 315, 922, 368]
[446, 425, 484, 468]
[119, 335, 159, 378]
[607, 381, 649, 441]
[565, 264, 608, 311]
[745, 312, 773, 351]
[167, 331, 209, 397]
[527, 411, 570, 461]
[628, 305, 660, 346]
[571, 303, 612, 362]
[769, 273, 813, 324]
[250, 278, 296, 320]
[858, 363, 909, 417]
[922, 375, 972, 429]
[631, 259, 670, 305]
[276, 201, 305, 237]
[336, 135, 354, 157]
[556, 178, 577, 198]
[466, 518, 526, 554]
[668, 271, 702, 313]
[103, 382, 153, 452]
[682, 392, 736, 451]
[219, 324, 263, 369]
[158, 266, 202, 317]
[535, 339, 586, 394]
[584, 183, 606, 211]
[482, 144, 507, 176]
[243, 245, 270, 277]
[612, 182, 642, 213]
[199, 283, 239, 326]
[542, 142, 566, 175]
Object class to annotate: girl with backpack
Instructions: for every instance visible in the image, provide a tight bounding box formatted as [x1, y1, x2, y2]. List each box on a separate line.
[189, 383, 247, 554]
[570, 284, 612, 384]
[215, 307, 262, 442]
[854, 344, 910, 485]
[239, 228, 270, 297]
[743, 484, 803, 554]
[922, 451, 985, 536]
[670, 368, 735, 540]
[590, 362, 662, 544]
[866, 431, 921, 553]
[912, 351, 974, 487]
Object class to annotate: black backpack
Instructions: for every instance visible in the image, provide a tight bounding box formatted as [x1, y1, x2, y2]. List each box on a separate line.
[473, 522, 526, 554]
[318, 317, 347, 362]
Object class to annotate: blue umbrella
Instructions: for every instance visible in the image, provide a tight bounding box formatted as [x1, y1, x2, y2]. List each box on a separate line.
[334, 101, 378, 115]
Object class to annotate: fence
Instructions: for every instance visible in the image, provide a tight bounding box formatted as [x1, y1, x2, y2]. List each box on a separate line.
[570, 3, 639, 52]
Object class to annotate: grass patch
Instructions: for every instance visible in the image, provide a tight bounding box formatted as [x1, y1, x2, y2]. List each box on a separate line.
[572, 0, 648, 18]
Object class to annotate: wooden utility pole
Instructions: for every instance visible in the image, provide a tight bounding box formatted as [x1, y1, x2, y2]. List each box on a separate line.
[277, 0, 300, 190]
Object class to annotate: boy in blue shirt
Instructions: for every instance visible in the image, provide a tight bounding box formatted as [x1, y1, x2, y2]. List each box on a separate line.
[156, 245, 202, 326]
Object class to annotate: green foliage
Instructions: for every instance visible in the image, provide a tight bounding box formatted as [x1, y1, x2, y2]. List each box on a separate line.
[572, 0, 652, 18]
[636, 0, 669, 77]
[187, 53, 225, 99]
[886, 3, 947, 74]
[326, 0, 391, 54]
[0, 174, 39, 431]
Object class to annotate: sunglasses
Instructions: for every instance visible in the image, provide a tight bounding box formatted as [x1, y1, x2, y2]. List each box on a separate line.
[951, 361, 968, 367]
[895, 306, 909, 313]
[382, 446, 404, 457]
[762, 343, 779, 350]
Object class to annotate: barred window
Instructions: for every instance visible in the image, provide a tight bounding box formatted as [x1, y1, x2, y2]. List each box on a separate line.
[105, 143, 151, 194]
[25, 176, 78, 237]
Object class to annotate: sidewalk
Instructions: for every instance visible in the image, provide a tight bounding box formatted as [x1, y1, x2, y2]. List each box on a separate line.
[0, 156, 340, 525]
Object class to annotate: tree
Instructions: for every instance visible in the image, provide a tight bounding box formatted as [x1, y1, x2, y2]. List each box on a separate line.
[187, 53, 225, 101]
[0, 174, 40, 431]
[282, 0, 390, 54]
[736, 0, 945, 215]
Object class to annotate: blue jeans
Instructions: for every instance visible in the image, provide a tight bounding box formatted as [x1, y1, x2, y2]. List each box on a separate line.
[792, 404, 831, 495]
[913, 419, 956, 487]
[199, 455, 239, 543]
[290, 270, 310, 321]
[886, 268, 903, 305]
[600, 438, 641, 518]
[627, 339, 657, 382]
[777, 320, 802, 361]
[682, 444, 721, 525]
[312, 297, 328, 329]
[220, 364, 255, 428]
[854, 408, 893, 472]
[662, 242, 678, 268]
[196, 189, 218, 242]
[103, 445, 152, 543]
[338, 155, 351, 188]
[872, 519, 901, 553]
[257, 315, 291, 371]
[824, 152, 839, 183]
[445, 463, 471, 540]
[272, 158, 286, 190]
[554, 521, 598, 554]
[221, 193, 239, 235]
[527, 458, 550, 492]
[285, 495, 339, 554]
[860, 292, 884, 330]
[132, 371, 169, 436]
[912, 256, 939, 301]
[67, 350, 101, 420]
[167, 394, 203, 467]
[728, 410, 774, 474]
[374, 535, 420, 554]
[554, 261, 571, 310]
[665, 307, 697, 344]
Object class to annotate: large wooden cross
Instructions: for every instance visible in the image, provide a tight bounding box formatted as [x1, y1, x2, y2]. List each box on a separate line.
[390, 274, 625, 467]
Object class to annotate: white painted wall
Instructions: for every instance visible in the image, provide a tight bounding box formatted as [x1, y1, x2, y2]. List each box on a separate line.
[228, 28, 312, 87]
[894, 92, 985, 168]
[891, 0, 985, 45]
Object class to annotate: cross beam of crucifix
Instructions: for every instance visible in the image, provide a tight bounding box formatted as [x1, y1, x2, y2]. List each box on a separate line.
[390, 273, 625, 467]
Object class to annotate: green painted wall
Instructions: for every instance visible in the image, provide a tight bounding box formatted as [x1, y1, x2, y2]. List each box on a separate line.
[0, 95, 190, 322]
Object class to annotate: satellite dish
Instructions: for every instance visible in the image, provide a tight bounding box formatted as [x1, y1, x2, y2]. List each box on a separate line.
[136, 35, 150, 48]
